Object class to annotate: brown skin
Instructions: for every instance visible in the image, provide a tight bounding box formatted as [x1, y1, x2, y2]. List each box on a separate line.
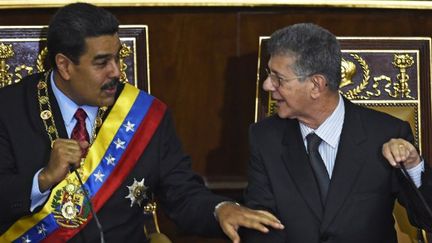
[38, 34, 121, 192]
[263, 54, 339, 129]
[215, 203, 284, 243]
[382, 138, 421, 169]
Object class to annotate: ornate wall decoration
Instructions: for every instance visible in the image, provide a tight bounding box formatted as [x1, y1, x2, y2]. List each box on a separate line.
[119, 43, 132, 84]
[340, 52, 417, 101]
[0, 42, 15, 88]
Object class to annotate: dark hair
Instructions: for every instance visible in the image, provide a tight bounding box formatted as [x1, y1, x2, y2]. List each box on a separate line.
[267, 23, 341, 91]
[47, 2, 119, 69]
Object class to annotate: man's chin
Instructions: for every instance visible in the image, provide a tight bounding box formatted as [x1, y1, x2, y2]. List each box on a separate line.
[277, 109, 292, 119]
[98, 97, 116, 107]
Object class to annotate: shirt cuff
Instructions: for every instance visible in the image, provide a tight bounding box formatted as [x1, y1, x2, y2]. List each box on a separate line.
[30, 168, 51, 212]
[406, 160, 425, 188]
[213, 201, 240, 221]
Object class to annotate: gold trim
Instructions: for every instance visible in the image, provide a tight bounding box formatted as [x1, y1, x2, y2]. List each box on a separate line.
[254, 36, 266, 123]
[2, 0, 432, 9]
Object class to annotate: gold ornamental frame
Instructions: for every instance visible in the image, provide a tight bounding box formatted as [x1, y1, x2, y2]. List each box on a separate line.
[1, 0, 432, 9]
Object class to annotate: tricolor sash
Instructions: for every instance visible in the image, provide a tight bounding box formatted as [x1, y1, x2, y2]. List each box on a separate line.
[1, 83, 167, 242]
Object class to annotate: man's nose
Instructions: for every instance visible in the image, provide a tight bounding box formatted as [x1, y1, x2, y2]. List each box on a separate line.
[110, 60, 121, 78]
[263, 76, 276, 92]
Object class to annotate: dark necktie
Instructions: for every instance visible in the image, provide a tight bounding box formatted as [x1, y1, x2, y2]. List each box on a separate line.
[71, 108, 89, 157]
[306, 133, 330, 206]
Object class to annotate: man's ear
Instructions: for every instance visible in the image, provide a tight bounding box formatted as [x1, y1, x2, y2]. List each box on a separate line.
[55, 53, 73, 80]
[310, 74, 328, 99]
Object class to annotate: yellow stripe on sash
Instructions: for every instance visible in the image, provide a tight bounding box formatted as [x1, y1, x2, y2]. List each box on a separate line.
[0, 84, 139, 242]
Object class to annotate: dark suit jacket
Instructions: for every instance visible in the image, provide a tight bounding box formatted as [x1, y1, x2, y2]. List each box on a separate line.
[0, 72, 227, 242]
[241, 99, 432, 243]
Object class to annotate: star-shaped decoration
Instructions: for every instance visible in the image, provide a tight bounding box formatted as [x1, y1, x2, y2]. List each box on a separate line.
[125, 178, 148, 207]
[123, 121, 135, 132]
[105, 154, 116, 166]
[94, 170, 105, 183]
[37, 223, 47, 236]
[114, 138, 126, 149]
[21, 235, 31, 243]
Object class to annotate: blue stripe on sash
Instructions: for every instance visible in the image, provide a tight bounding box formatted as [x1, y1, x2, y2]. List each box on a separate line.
[13, 91, 154, 242]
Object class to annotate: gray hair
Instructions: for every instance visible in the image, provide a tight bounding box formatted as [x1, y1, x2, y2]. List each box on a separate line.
[267, 23, 341, 91]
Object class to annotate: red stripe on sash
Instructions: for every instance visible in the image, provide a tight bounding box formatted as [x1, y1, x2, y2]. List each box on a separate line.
[43, 99, 167, 242]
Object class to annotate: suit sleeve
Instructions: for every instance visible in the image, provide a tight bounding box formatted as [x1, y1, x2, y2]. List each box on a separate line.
[153, 110, 229, 237]
[241, 124, 285, 242]
[396, 121, 432, 232]
[0, 118, 35, 226]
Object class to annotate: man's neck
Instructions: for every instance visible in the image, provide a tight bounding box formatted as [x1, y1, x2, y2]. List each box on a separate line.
[299, 92, 340, 129]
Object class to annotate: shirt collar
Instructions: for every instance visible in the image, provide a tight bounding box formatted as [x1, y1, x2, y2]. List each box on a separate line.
[300, 94, 345, 148]
[50, 71, 98, 126]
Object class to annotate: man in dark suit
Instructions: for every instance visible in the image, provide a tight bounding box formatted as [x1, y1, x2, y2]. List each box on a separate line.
[241, 23, 432, 243]
[0, 3, 283, 242]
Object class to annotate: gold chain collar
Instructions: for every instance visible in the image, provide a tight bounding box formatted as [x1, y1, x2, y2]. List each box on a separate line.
[37, 71, 107, 148]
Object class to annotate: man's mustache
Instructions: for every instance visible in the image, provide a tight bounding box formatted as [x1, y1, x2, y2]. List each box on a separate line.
[101, 78, 119, 90]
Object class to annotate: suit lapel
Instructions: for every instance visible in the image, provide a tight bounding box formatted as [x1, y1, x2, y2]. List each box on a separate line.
[321, 100, 368, 230]
[281, 119, 324, 221]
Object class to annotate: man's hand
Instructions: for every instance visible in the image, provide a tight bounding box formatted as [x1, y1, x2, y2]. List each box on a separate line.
[215, 202, 284, 243]
[382, 138, 420, 169]
[38, 138, 89, 192]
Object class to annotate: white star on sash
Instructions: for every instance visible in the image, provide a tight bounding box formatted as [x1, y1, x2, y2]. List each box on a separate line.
[114, 138, 126, 149]
[123, 121, 135, 132]
[21, 235, 31, 243]
[37, 223, 47, 236]
[105, 154, 116, 166]
[94, 170, 105, 182]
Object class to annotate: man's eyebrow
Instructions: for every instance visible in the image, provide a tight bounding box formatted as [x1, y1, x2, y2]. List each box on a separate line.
[93, 54, 112, 62]
[92, 46, 121, 62]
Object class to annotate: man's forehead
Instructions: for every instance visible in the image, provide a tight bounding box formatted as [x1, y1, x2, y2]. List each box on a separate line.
[83, 34, 121, 57]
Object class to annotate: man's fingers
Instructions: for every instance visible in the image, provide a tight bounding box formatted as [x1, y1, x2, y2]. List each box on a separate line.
[216, 203, 285, 241]
[237, 209, 282, 232]
[222, 224, 240, 243]
[256, 210, 282, 223]
[382, 143, 397, 166]
[382, 138, 420, 169]
[79, 140, 90, 149]
[251, 210, 284, 229]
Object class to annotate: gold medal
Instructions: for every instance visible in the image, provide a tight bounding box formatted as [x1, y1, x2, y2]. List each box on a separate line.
[95, 117, 103, 127]
[37, 81, 47, 90]
[48, 125, 57, 134]
[52, 178, 88, 228]
[40, 110, 52, 120]
[39, 96, 48, 105]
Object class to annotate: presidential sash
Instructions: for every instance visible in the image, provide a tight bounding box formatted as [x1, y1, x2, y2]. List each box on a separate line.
[0, 83, 167, 242]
